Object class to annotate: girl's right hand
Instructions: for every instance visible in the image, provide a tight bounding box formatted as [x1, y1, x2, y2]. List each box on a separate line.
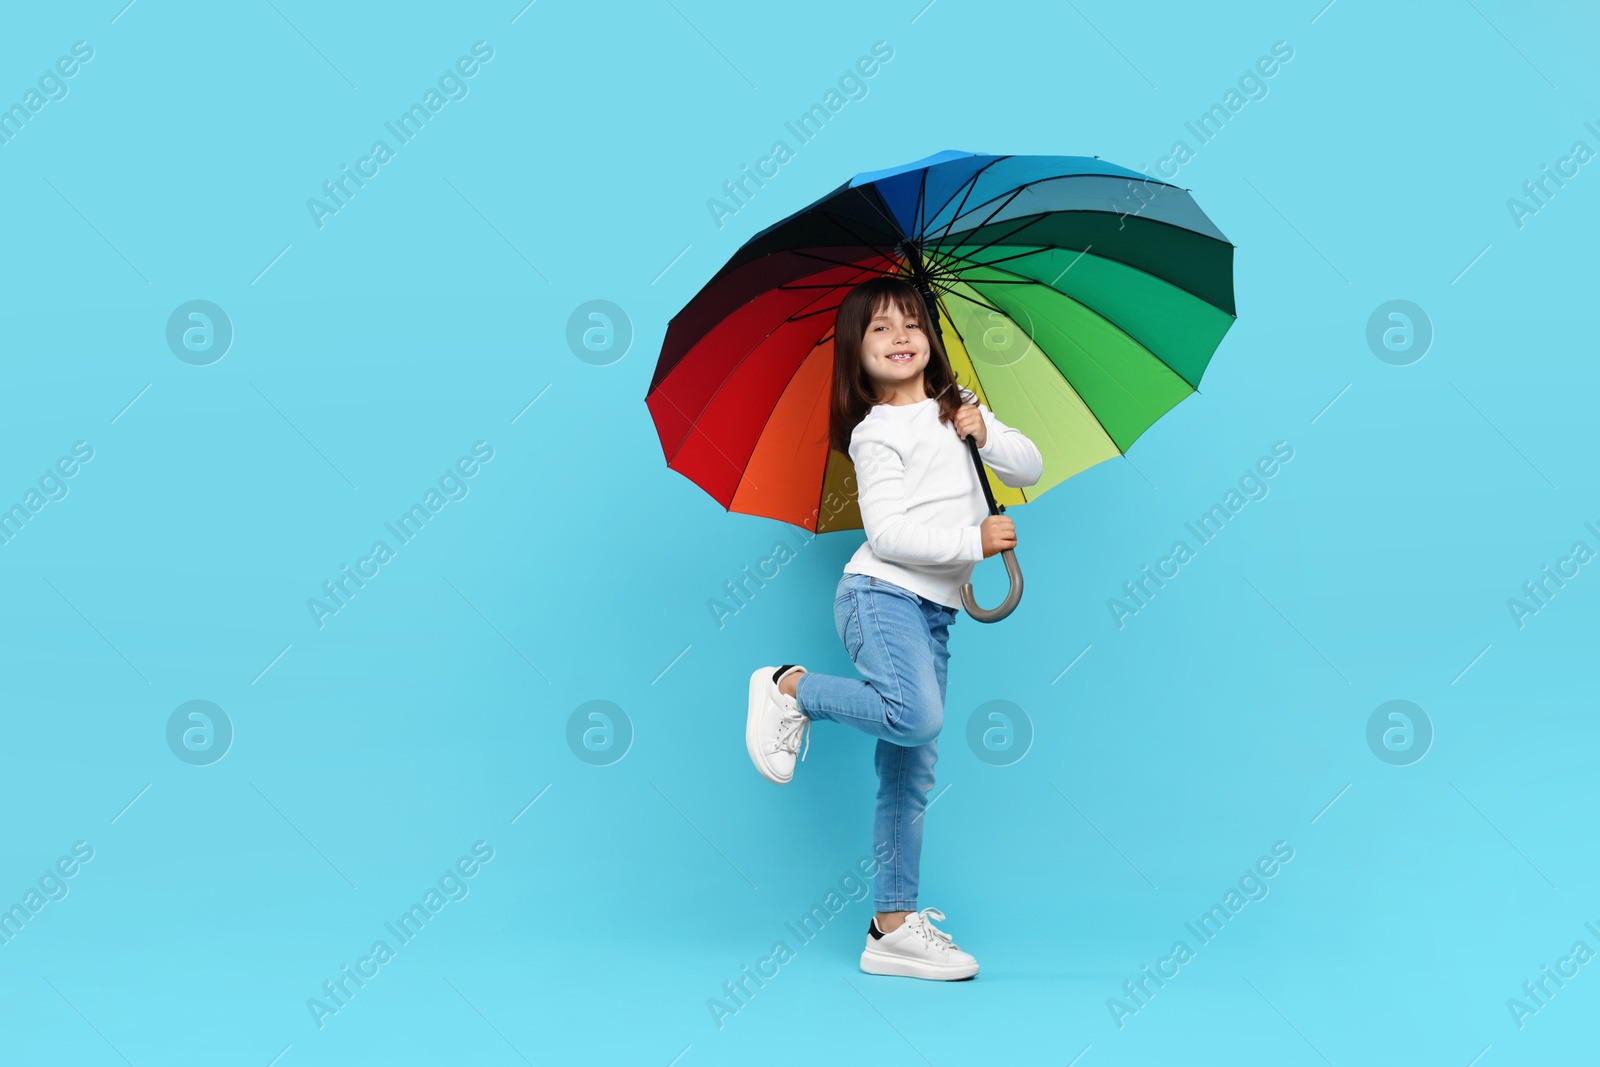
[979, 515, 1016, 558]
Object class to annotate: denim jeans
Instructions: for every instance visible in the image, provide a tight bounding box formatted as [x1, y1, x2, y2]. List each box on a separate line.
[792, 572, 955, 912]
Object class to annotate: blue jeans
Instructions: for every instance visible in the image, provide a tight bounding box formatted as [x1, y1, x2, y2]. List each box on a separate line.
[792, 573, 955, 912]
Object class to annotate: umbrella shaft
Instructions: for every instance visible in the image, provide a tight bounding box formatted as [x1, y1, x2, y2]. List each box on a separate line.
[907, 259, 1005, 521]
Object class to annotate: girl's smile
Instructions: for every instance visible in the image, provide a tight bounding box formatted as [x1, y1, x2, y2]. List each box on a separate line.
[861, 302, 930, 404]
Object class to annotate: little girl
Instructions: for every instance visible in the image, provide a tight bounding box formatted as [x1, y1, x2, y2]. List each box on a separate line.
[744, 275, 1044, 981]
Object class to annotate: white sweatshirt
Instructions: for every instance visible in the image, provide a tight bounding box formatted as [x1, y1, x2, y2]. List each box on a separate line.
[843, 387, 1044, 610]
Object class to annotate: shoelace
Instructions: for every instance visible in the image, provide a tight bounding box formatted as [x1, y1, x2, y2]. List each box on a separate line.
[773, 708, 811, 763]
[904, 907, 958, 952]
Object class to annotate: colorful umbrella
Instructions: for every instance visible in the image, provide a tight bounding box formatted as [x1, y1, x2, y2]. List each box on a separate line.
[647, 149, 1236, 620]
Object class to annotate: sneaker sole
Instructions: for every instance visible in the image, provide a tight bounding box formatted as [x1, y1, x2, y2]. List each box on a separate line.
[859, 948, 979, 980]
[746, 667, 790, 785]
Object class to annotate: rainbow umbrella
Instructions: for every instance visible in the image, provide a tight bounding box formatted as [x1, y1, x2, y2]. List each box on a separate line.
[646, 149, 1236, 621]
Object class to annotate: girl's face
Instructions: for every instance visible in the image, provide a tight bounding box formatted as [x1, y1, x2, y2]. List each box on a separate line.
[859, 299, 930, 395]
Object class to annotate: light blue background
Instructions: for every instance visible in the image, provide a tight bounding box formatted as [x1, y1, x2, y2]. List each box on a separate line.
[2, 1, 1596, 1064]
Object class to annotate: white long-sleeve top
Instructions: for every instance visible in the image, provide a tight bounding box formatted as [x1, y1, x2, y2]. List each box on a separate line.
[843, 387, 1044, 610]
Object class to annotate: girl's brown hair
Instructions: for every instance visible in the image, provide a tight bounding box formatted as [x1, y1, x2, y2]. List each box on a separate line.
[828, 276, 971, 456]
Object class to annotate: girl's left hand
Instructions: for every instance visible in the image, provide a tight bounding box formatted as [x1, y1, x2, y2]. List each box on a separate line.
[953, 403, 987, 449]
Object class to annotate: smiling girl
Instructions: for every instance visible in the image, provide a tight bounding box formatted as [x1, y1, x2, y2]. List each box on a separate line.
[744, 275, 1043, 981]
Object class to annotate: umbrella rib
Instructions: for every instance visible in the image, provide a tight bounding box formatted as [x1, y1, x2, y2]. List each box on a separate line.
[811, 203, 906, 270]
[952, 246, 1063, 271]
[653, 382, 763, 493]
[921, 240, 1050, 295]
[902, 180, 1011, 299]
[937, 294, 1032, 506]
[938, 202, 1237, 283]
[926, 175, 1063, 290]
[929, 168, 1090, 253]
[924, 156, 1011, 254]
[928, 186, 1030, 264]
[934, 217, 1235, 388]
[806, 369, 836, 535]
[946, 249, 1203, 390]
[663, 256, 891, 475]
[942, 286, 1129, 466]
[781, 248, 901, 276]
[917, 165, 930, 247]
[745, 331, 832, 532]
[935, 175, 1114, 257]
[787, 304, 849, 322]
[928, 211, 1055, 270]
[849, 184, 911, 247]
[938, 208, 1240, 326]
[931, 221, 1065, 293]
[738, 298, 864, 532]
[929, 170, 1189, 270]
[933, 277, 1046, 285]
[933, 282, 1009, 318]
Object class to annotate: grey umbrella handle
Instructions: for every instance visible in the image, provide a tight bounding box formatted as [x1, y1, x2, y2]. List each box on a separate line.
[958, 431, 1023, 623]
[916, 279, 1024, 623]
[960, 545, 1023, 623]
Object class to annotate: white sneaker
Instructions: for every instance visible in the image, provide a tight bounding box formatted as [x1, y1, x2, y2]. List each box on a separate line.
[860, 907, 979, 980]
[746, 664, 811, 785]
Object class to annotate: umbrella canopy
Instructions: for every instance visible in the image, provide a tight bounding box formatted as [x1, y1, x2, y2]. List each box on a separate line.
[647, 149, 1236, 537]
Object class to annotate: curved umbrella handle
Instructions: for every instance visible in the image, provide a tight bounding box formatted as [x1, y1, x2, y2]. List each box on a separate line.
[953, 420, 1023, 623]
[959, 546, 1023, 623]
